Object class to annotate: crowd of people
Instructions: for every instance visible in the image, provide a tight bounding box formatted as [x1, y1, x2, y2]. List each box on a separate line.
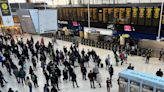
[0, 34, 163, 92]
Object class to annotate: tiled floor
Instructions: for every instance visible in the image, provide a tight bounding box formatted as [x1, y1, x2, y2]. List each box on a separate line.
[0, 34, 164, 92]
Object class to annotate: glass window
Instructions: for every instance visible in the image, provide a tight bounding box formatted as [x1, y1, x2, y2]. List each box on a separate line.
[142, 84, 153, 92]
[130, 80, 140, 92]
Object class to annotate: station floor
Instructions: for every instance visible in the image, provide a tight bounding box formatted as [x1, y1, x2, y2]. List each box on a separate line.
[0, 34, 164, 92]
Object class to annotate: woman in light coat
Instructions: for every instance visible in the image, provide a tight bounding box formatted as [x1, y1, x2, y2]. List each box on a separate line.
[96, 73, 102, 88]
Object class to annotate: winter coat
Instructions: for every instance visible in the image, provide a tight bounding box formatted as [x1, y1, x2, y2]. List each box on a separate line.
[19, 69, 26, 78]
[88, 72, 94, 81]
[13, 69, 19, 77]
[81, 67, 87, 75]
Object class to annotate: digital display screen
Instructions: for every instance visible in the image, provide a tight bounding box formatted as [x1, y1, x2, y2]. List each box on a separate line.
[124, 25, 132, 31]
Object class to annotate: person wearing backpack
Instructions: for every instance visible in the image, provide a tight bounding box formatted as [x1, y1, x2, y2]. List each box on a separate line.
[108, 65, 114, 80]
[81, 65, 87, 80]
[19, 68, 26, 85]
[31, 73, 39, 88]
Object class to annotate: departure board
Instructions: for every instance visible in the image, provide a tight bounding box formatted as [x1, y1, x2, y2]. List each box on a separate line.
[58, 9, 61, 20]
[80, 8, 85, 21]
[84, 8, 88, 21]
[162, 14, 164, 25]
[90, 8, 93, 22]
[125, 8, 131, 24]
[93, 8, 97, 22]
[72, 8, 77, 20]
[65, 8, 69, 20]
[119, 8, 125, 24]
[68, 8, 72, 20]
[114, 8, 119, 19]
[138, 7, 145, 25]
[131, 7, 138, 24]
[153, 7, 160, 26]
[108, 8, 114, 23]
[145, 7, 153, 26]
[77, 8, 81, 21]
[103, 8, 108, 23]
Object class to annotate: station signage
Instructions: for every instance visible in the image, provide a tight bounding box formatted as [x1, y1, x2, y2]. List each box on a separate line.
[0, 0, 11, 16]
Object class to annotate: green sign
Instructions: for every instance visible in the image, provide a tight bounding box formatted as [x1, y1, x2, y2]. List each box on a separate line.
[0, 0, 11, 16]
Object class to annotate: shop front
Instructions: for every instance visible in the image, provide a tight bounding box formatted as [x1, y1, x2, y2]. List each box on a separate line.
[0, 16, 22, 35]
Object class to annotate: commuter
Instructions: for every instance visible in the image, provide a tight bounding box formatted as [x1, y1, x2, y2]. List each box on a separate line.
[25, 76, 32, 92]
[63, 67, 68, 82]
[29, 66, 34, 76]
[43, 70, 50, 85]
[159, 48, 164, 61]
[88, 70, 95, 89]
[127, 63, 132, 69]
[31, 73, 39, 88]
[18, 68, 25, 84]
[71, 71, 79, 88]
[108, 65, 114, 80]
[93, 65, 99, 80]
[96, 73, 102, 88]
[31, 57, 37, 71]
[13, 66, 20, 83]
[106, 77, 112, 92]
[81, 49, 85, 57]
[145, 53, 151, 64]
[81, 65, 87, 80]
[0, 70, 8, 87]
[44, 84, 49, 92]
[51, 86, 58, 92]
[105, 54, 111, 70]
[50, 73, 60, 90]
[8, 88, 14, 92]
[156, 68, 163, 77]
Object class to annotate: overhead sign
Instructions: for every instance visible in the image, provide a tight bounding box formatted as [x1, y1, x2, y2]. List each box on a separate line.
[0, 0, 14, 27]
[0, 0, 11, 16]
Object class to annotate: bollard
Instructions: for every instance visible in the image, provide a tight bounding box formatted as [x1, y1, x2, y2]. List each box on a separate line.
[107, 44, 110, 50]
[100, 42, 103, 49]
[104, 43, 107, 49]
[81, 39, 84, 45]
[98, 42, 101, 48]
[86, 40, 89, 46]
[83, 39, 86, 45]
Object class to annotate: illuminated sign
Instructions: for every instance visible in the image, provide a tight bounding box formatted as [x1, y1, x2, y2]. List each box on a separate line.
[154, 7, 160, 19]
[0, 0, 11, 16]
[139, 8, 145, 18]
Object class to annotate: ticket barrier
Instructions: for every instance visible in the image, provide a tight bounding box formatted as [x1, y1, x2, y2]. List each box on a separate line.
[119, 70, 164, 92]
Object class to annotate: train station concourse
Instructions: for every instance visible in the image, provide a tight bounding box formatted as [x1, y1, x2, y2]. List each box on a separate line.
[0, 0, 164, 92]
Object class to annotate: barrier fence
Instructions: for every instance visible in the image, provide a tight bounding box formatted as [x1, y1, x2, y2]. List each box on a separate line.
[40, 33, 154, 57]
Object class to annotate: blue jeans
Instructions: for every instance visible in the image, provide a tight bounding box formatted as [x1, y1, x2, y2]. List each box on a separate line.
[29, 86, 32, 92]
